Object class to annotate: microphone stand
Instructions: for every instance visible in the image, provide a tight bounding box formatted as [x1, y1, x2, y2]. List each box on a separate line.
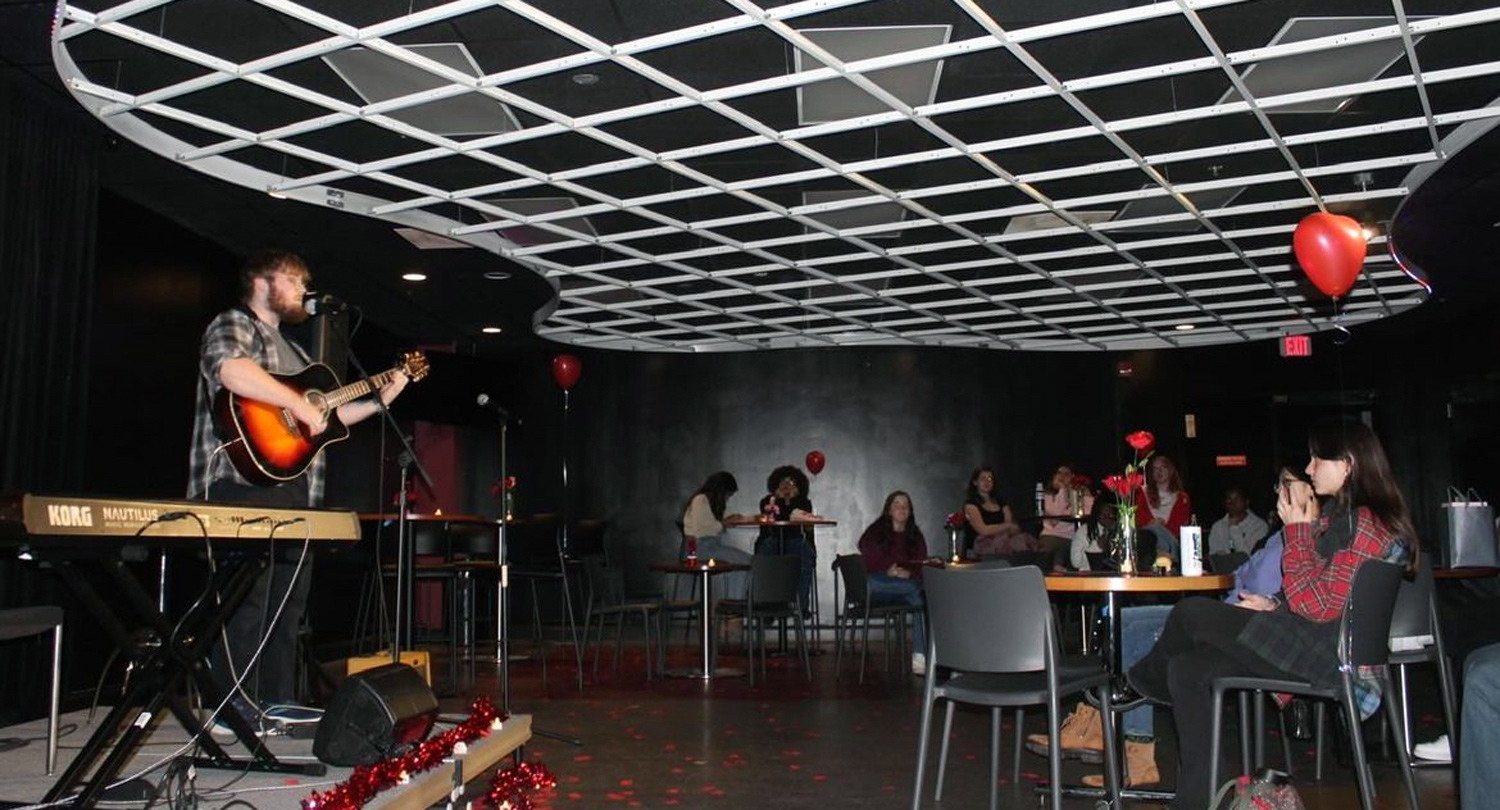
[346, 349, 434, 664]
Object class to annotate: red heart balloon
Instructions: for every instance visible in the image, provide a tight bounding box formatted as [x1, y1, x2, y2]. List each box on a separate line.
[1293, 212, 1367, 299]
[805, 450, 826, 475]
[551, 354, 582, 390]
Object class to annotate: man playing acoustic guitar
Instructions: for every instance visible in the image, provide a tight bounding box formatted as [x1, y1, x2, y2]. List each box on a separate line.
[187, 249, 409, 733]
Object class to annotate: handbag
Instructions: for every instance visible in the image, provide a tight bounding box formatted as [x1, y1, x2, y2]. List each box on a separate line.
[1210, 769, 1306, 810]
[1439, 487, 1499, 568]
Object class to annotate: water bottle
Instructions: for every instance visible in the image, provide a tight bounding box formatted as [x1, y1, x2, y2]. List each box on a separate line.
[1180, 514, 1203, 576]
[1034, 482, 1045, 518]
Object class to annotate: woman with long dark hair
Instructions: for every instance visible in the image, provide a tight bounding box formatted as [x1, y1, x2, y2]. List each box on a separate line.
[682, 471, 752, 596]
[1127, 421, 1415, 809]
[857, 491, 935, 674]
[962, 465, 1036, 558]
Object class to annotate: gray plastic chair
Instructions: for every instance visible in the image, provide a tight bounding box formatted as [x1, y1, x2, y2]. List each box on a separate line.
[714, 554, 810, 685]
[0, 606, 63, 774]
[1207, 561, 1419, 810]
[913, 565, 1119, 810]
[580, 555, 658, 681]
[831, 554, 919, 683]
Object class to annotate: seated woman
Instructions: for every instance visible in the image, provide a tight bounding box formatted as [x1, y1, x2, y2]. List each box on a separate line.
[754, 465, 823, 611]
[1127, 422, 1415, 810]
[1040, 464, 1092, 572]
[857, 491, 937, 675]
[1069, 494, 1117, 572]
[963, 466, 1037, 559]
[681, 471, 754, 598]
[1134, 454, 1192, 561]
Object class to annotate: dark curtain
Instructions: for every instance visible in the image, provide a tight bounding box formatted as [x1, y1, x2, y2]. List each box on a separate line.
[0, 76, 98, 494]
[0, 75, 99, 723]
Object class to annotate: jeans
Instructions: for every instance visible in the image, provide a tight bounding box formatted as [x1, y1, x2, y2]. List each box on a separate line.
[693, 537, 752, 600]
[1119, 605, 1172, 737]
[1143, 524, 1178, 560]
[868, 574, 926, 656]
[1462, 642, 1500, 810]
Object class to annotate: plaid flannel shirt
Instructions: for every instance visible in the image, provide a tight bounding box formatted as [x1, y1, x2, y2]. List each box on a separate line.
[186, 307, 323, 505]
[1249, 507, 1408, 719]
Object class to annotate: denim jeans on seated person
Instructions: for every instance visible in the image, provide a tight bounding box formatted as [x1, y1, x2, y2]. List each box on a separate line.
[1120, 605, 1172, 737]
[868, 574, 926, 657]
[1462, 642, 1500, 810]
[1143, 524, 1178, 561]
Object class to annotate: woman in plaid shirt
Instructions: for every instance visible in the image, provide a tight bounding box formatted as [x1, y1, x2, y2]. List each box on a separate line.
[1127, 421, 1416, 810]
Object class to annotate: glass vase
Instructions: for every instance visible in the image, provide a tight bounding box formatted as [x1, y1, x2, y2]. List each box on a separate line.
[1117, 520, 1138, 575]
[947, 527, 962, 561]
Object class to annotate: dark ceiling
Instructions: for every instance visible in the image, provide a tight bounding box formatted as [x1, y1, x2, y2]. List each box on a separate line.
[7, 0, 1500, 354]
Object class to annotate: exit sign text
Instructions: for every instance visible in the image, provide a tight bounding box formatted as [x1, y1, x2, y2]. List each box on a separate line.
[1281, 335, 1312, 357]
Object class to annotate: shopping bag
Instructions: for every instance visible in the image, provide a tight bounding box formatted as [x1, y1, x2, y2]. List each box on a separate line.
[1440, 487, 1499, 568]
[1211, 769, 1306, 810]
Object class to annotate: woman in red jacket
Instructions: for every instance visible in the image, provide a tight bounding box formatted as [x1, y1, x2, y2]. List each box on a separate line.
[1135, 454, 1192, 561]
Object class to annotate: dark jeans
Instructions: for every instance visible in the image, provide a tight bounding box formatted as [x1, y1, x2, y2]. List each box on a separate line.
[1128, 598, 1298, 810]
[207, 478, 314, 707]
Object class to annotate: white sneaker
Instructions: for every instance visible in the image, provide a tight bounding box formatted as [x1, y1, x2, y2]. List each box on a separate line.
[911, 653, 927, 676]
[1413, 734, 1452, 762]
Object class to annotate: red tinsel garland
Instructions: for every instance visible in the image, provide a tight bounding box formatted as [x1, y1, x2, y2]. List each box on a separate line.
[302, 697, 504, 810]
[483, 761, 556, 810]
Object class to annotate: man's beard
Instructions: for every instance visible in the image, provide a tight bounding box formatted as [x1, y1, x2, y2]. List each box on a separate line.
[275, 295, 310, 325]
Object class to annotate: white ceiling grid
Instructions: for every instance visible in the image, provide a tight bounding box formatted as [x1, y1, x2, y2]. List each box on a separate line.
[51, 0, 1500, 351]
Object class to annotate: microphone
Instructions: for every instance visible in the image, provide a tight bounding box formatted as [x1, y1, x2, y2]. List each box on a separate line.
[303, 292, 347, 316]
[476, 393, 515, 421]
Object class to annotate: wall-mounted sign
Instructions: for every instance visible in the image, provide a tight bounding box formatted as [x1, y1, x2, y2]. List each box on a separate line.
[1281, 334, 1312, 357]
[1215, 455, 1248, 467]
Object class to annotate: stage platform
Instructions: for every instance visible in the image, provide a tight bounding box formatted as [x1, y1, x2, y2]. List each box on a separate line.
[0, 708, 531, 810]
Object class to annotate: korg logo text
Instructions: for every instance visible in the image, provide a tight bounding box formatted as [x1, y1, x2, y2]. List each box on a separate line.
[47, 504, 94, 527]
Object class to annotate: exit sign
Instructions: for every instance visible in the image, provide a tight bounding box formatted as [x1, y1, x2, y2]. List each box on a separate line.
[1281, 334, 1312, 357]
[1216, 455, 1248, 467]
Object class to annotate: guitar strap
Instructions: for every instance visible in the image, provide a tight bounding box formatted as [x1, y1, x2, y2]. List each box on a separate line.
[234, 304, 312, 373]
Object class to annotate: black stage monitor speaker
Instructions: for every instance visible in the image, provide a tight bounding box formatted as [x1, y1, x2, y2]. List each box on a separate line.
[313, 663, 439, 767]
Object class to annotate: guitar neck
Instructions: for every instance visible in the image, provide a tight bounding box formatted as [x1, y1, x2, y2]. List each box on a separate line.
[325, 368, 397, 409]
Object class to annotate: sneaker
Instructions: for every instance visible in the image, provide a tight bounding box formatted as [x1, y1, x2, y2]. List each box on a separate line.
[1413, 734, 1452, 763]
[1025, 702, 1104, 764]
[911, 653, 927, 676]
[204, 693, 264, 739]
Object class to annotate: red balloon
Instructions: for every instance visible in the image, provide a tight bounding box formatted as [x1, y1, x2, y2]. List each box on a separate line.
[805, 450, 826, 475]
[1293, 212, 1367, 299]
[551, 354, 582, 390]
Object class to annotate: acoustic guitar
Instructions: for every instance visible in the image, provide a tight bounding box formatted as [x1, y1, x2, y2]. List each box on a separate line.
[213, 351, 430, 485]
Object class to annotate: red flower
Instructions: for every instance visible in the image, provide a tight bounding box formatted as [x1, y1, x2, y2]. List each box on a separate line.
[505, 475, 518, 489]
[1126, 430, 1155, 454]
[944, 511, 966, 530]
[1103, 475, 1128, 498]
[1070, 473, 1092, 488]
[1126, 470, 1145, 493]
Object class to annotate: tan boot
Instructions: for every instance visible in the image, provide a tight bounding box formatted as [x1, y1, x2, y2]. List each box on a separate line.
[1082, 740, 1161, 787]
[1024, 702, 1104, 763]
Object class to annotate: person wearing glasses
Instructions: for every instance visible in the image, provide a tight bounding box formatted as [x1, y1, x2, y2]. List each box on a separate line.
[754, 465, 824, 611]
[1032, 467, 1303, 789]
[1127, 422, 1416, 810]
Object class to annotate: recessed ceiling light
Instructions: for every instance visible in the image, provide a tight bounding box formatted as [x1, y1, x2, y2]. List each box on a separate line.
[481, 326, 503, 334]
[401, 272, 428, 282]
[571, 72, 599, 86]
[1175, 323, 1197, 331]
[483, 270, 512, 280]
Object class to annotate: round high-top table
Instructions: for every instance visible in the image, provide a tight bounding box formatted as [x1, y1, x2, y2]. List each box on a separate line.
[1043, 571, 1234, 804]
[652, 560, 751, 680]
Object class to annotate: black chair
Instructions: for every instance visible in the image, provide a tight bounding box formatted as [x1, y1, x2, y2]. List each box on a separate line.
[1207, 561, 1420, 810]
[912, 565, 1119, 810]
[580, 555, 658, 681]
[831, 554, 919, 683]
[714, 555, 810, 685]
[0, 607, 63, 775]
[507, 515, 584, 690]
[1388, 554, 1458, 769]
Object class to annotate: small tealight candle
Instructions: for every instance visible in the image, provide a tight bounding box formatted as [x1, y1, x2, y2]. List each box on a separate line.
[707, 558, 717, 567]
